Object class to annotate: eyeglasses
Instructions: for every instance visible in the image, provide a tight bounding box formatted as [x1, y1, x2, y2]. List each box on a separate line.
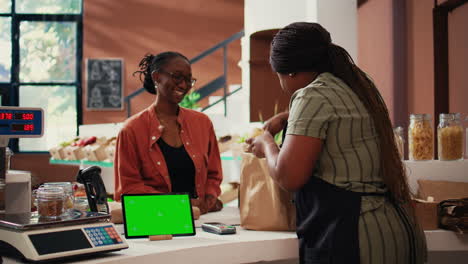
[159, 70, 197, 87]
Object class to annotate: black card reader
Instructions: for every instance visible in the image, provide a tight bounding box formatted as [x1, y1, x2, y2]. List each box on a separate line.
[201, 222, 236, 235]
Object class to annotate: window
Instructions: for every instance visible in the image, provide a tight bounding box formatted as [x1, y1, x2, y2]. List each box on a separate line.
[0, 0, 82, 152]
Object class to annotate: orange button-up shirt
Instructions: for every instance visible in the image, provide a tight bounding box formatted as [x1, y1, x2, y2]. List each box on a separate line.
[113, 104, 223, 202]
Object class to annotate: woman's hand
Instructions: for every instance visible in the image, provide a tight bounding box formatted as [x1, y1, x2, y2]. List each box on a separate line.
[191, 198, 205, 214]
[192, 195, 222, 215]
[191, 206, 201, 220]
[205, 195, 223, 213]
[245, 131, 275, 158]
[263, 112, 289, 136]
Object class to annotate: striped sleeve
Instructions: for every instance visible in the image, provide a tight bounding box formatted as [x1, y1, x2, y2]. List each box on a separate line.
[287, 88, 332, 139]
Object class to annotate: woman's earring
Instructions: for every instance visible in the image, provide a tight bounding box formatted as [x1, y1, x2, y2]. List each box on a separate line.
[154, 82, 158, 89]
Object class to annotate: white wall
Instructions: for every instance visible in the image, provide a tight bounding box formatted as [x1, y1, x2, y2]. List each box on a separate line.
[241, 0, 319, 128]
[317, 0, 357, 60]
[242, 0, 358, 122]
[244, 0, 357, 64]
[244, 0, 315, 36]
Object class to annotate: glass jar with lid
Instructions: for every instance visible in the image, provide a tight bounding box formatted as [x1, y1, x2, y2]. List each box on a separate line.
[73, 196, 89, 212]
[42, 182, 74, 214]
[36, 186, 66, 219]
[408, 114, 434, 161]
[393, 127, 405, 159]
[438, 113, 463, 161]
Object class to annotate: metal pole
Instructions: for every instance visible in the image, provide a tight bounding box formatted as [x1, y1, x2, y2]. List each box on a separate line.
[127, 100, 131, 117]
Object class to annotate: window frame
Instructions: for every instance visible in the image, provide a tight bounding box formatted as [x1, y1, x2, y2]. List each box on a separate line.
[0, 0, 83, 153]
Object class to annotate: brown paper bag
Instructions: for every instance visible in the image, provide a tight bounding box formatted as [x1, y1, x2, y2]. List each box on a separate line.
[239, 153, 296, 231]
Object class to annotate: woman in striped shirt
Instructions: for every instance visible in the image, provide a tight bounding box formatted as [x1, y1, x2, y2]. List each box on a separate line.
[246, 22, 427, 264]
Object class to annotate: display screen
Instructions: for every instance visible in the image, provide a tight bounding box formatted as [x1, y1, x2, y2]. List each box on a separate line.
[11, 123, 34, 132]
[122, 193, 195, 238]
[15, 112, 34, 120]
[0, 112, 34, 120]
[0, 107, 43, 137]
[29, 229, 92, 255]
[0, 112, 13, 120]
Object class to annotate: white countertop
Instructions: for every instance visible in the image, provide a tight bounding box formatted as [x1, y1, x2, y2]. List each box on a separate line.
[3, 206, 468, 264]
[3, 207, 298, 264]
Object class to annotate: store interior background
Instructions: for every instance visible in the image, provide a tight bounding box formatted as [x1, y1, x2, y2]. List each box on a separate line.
[10, 0, 468, 186]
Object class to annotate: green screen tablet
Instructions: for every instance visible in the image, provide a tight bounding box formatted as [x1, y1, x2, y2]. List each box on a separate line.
[121, 193, 195, 238]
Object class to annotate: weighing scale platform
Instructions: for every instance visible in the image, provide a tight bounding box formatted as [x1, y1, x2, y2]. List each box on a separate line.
[0, 209, 110, 230]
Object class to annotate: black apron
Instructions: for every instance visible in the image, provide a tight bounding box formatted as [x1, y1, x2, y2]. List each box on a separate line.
[281, 124, 385, 264]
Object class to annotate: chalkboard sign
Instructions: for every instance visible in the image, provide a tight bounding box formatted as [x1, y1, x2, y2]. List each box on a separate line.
[86, 58, 124, 110]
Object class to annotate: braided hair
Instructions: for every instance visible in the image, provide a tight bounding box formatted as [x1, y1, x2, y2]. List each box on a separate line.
[270, 22, 411, 204]
[133, 51, 189, 94]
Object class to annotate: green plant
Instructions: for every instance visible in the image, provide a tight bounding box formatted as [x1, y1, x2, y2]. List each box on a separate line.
[179, 90, 201, 109]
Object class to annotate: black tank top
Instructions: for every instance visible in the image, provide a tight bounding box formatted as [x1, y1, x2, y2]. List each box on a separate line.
[157, 138, 196, 198]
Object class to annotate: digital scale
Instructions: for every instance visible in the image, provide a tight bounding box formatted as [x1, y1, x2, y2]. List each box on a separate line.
[0, 107, 128, 262]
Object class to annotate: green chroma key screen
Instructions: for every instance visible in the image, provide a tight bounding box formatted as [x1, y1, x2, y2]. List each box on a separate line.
[122, 193, 195, 238]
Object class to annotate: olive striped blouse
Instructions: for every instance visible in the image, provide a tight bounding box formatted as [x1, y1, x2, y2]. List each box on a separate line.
[287, 72, 427, 264]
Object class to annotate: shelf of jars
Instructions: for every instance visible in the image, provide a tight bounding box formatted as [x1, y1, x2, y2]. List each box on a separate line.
[393, 112, 468, 190]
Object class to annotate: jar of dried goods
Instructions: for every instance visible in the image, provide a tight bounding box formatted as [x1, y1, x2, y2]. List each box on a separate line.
[409, 114, 433, 161]
[42, 182, 74, 215]
[36, 186, 65, 219]
[438, 113, 463, 161]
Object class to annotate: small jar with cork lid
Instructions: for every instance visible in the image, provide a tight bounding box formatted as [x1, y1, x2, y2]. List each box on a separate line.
[36, 186, 66, 219]
[42, 182, 74, 215]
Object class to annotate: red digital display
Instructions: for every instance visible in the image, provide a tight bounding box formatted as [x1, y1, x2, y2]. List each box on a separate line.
[0, 112, 13, 120]
[0, 112, 34, 120]
[25, 124, 34, 131]
[23, 113, 33, 120]
[14, 113, 34, 120]
[11, 124, 34, 132]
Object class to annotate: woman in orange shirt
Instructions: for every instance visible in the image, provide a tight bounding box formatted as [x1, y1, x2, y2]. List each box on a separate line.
[114, 51, 223, 214]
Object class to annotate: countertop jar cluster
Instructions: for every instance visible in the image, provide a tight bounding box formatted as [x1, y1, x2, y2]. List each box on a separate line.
[404, 113, 466, 161]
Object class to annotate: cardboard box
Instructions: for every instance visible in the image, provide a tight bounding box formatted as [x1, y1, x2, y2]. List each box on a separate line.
[414, 180, 468, 230]
[64, 146, 85, 160]
[105, 145, 116, 162]
[417, 180, 468, 201]
[83, 144, 108, 161]
[412, 198, 439, 230]
[49, 146, 65, 160]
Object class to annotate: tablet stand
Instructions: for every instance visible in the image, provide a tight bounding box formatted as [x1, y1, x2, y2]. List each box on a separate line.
[149, 235, 173, 241]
